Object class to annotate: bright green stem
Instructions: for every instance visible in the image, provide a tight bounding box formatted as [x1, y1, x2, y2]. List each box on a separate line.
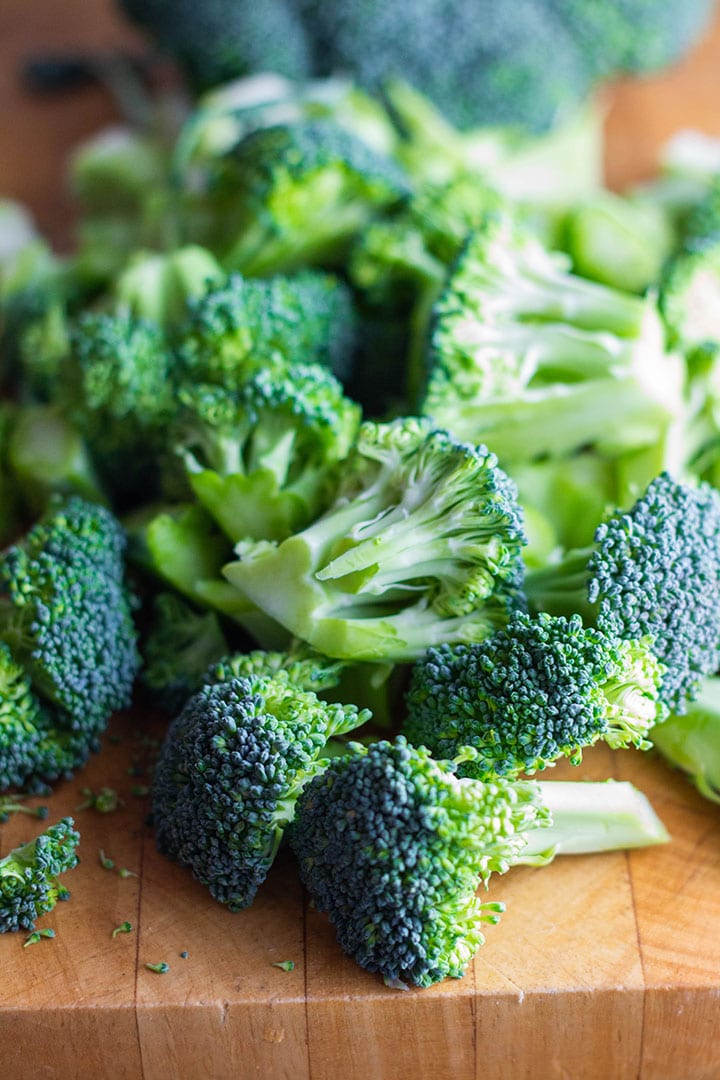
[524, 547, 595, 621]
[651, 679, 720, 804]
[515, 780, 669, 864]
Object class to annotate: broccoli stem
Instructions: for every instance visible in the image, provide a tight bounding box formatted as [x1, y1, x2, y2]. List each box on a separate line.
[524, 547, 596, 621]
[516, 780, 669, 863]
[651, 677, 720, 803]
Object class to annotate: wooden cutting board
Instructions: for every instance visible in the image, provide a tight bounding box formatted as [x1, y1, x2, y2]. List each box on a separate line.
[2, 4, 720, 1078]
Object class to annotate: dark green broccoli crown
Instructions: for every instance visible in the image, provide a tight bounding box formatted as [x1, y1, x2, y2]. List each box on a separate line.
[588, 474, 720, 714]
[141, 592, 228, 715]
[0, 816, 79, 932]
[119, 0, 312, 90]
[66, 312, 174, 500]
[152, 675, 370, 910]
[206, 647, 346, 694]
[405, 612, 665, 779]
[178, 271, 358, 388]
[289, 737, 546, 987]
[0, 497, 140, 732]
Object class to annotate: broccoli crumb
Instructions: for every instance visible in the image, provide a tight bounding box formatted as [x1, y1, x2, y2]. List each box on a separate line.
[179, 951, 188, 959]
[99, 849, 115, 870]
[271, 960, 295, 972]
[112, 921, 133, 939]
[0, 796, 48, 823]
[23, 928, 56, 948]
[131, 785, 150, 798]
[145, 961, 169, 974]
[78, 787, 124, 813]
[118, 867, 138, 879]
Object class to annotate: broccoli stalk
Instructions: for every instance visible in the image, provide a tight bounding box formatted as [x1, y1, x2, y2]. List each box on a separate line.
[422, 216, 683, 464]
[225, 418, 527, 662]
[651, 675, 720, 804]
[525, 473, 720, 714]
[0, 817, 79, 932]
[290, 738, 667, 988]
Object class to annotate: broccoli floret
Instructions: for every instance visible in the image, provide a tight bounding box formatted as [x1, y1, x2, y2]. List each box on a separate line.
[659, 244, 720, 354]
[173, 362, 360, 542]
[0, 496, 140, 733]
[205, 646, 345, 695]
[651, 675, 720, 804]
[225, 417, 527, 662]
[0, 817, 79, 932]
[0, 642, 97, 791]
[177, 271, 359, 387]
[151, 675, 370, 910]
[16, 301, 70, 402]
[64, 312, 175, 504]
[422, 216, 683, 464]
[119, 0, 312, 91]
[217, 121, 409, 276]
[526, 473, 720, 714]
[141, 592, 229, 714]
[289, 738, 668, 987]
[114, 246, 224, 332]
[405, 612, 665, 779]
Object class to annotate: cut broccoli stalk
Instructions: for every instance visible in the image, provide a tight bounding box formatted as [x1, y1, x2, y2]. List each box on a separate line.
[651, 675, 720, 804]
[224, 418, 527, 662]
[0, 817, 79, 932]
[289, 739, 667, 988]
[422, 216, 683, 464]
[525, 473, 720, 714]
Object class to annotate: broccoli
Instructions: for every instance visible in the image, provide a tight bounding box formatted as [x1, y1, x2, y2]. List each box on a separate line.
[16, 301, 70, 402]
[651, 675, 720, 804]
[225, 417, 527, 662]
[177, 271, 359, 387]
[405, 612, 665, 780]
[0, 404, 20, 545]
[141, 592, 229, 713]
[289, 738, 668, 988]
[64, 312, 175, 504]
[216, 121, 409, 276]
[205, 645, 345, 695]
[113, 246, 224, 332]
[151, 674, 370, 910]
[119, 0, 312, 92]
[0, 496, 140, 735]
[173, 362, 360, 542]
[525, 473, 720, 714]
[422, 216, 683, 465]
[0, 817, 79, 932]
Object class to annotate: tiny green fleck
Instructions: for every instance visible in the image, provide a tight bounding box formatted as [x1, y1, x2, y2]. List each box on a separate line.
[127, 764, 144, 778]
[23, 928, 55, 948]
[112, 921, 133, 939]
[271, 960, 295, 972]
[145, 961, 169, 974]
[78, 787, 124, 813]
[131, 785, 150, 798]
[99, 849, 115, 870]
[180, 951, 188, 959]
[118, 867, 138, 879]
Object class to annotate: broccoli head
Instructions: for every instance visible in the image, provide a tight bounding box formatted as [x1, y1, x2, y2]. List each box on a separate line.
[173, 361, 360, 542]
[177, 270, 359, 387]
[405, 612, 665, 780]
[290, 738, 667, 987]
[217, 121, 409, 276]
[0, 817, 79, 932]
[0, 496, 140, 734]
[225, 417, 527, 662]
[526, 473, 720, 714]
[152, 674, 370, 910]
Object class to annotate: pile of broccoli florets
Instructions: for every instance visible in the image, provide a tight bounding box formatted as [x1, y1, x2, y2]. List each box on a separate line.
[4, 17, 720, 989]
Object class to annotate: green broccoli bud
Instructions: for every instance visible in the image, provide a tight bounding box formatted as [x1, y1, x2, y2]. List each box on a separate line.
[0, 817, 79, 932]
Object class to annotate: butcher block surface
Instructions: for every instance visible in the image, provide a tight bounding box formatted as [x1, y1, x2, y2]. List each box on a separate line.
[2, 3, 720, 1079]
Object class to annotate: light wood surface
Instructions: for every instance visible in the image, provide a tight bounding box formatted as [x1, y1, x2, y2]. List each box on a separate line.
[2, 4, 720, 1079]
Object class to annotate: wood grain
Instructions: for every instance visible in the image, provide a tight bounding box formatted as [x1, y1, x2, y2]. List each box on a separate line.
[3, 3, 720, 1079]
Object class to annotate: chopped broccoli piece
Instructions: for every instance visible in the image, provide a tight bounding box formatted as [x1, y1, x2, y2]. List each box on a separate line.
[0, 817, 79, 932]
[152, 674, 370, 910]
[651, 675, 720, 804]
[0, 795, 48, 824]
[290, 738, 667, 987]
[173, 362, 360, 542]
[177, 270, 359, 387]
[23, 927, 56, 946]
[526, 473, 720, 714]
[145, 961, 170, 973]
[0, 496, 140, 733]
[141, 592, 229, 714]
[225, 417, 527, 662]
[405, 612, 665, 779]
[112, 921, 133, 938]
[217, 121, 409, 276]
[422, 216, 683, 464]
